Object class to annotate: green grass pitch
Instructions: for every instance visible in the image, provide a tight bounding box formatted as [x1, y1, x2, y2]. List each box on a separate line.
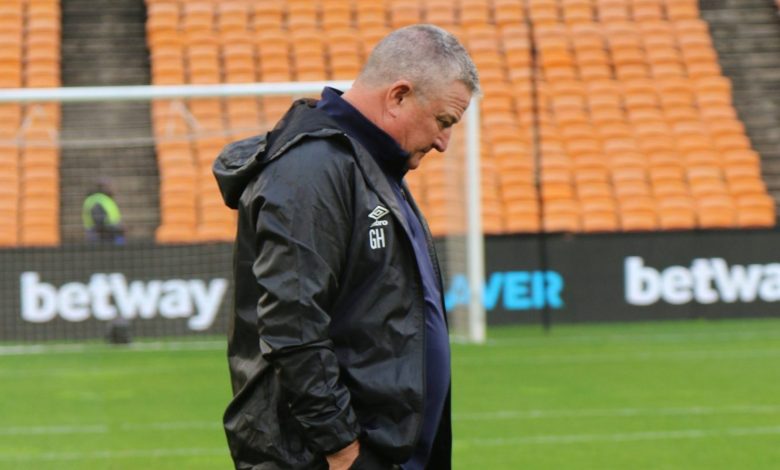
[2, 318, 780, 469]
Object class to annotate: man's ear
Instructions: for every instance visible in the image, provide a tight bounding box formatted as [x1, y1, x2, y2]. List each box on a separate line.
[385, 80, 413, 118]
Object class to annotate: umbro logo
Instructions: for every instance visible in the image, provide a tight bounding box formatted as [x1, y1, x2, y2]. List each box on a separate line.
[368, 205, 388, 250]
[368, 206, 389, 227]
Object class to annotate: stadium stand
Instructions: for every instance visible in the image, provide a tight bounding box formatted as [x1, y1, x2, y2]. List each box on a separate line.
[527, 1, 775, 234]
[0, 0, 61, 247]
[0, 0, 775, 248]
[141, 0, 775, 241]
[56, 0, 159, 244]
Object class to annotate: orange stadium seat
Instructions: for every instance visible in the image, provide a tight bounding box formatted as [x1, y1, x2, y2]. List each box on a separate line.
[218, 2, 248, 32]
[619, 196, 658, 231]
[424, 1, 455, 26]
[657, 195, 697, 230]
[665, 0, 699, 21]
[390, 1, 420, 28]
[581, 197, 619, 232]
[697, 194, 736, 229]
[251, 1, 283, 30]
[736, 194, 775, 228]
[321, 0, 353, 30]
[543, 199, 581, 232]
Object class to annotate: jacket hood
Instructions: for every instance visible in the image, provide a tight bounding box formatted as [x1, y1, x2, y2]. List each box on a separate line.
[212, 98, 346, 209]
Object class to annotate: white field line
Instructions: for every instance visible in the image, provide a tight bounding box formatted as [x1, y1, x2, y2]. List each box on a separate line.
[3, 322, 780, 357]
[0, 340, 225, 356]
[0, 364, 217, 378]
[0, 343, 91, 356]
[4, 425, 780, 461]
[455, 425, 780, 447]
[5, 422, 202, 437]
[3, 324, 780, 357]
[0, 447, 227, 462]
[3, 404, 779, 437]
[0, 421, 222, 437]
[3, 345, 779, 379]
[0, 424, 109, 436]
[119, 421, 222, 431]
[482, 328, 780, 347]
[455, 347, 780, 364]
[453, 404, 780, 421]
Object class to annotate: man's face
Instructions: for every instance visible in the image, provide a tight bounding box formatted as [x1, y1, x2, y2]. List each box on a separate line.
[391, 81, 472, 170]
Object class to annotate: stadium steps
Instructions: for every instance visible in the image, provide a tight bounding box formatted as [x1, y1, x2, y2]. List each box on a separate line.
[700, 0, 780, 203]
[59, 0, 159, 242]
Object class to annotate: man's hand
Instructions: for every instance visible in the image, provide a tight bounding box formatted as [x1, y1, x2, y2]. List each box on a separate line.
[326, 440, 360, 470]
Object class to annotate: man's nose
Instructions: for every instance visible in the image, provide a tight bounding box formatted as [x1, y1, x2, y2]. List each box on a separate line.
[432, 128, 451, 152]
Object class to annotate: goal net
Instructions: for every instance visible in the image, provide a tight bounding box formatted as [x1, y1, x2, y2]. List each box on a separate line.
[0, 82, 486, 344]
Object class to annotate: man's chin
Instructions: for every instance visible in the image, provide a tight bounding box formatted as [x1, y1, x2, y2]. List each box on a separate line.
[407, 151, 431, 170]
[407, 156, 424, 170]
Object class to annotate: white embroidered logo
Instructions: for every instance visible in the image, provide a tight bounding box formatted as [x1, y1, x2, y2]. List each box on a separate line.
[368, 206, 388, 250]
[368, 206, 389, 227]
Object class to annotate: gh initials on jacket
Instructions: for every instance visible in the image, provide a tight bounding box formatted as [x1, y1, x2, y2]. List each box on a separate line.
[368, 205, 389, 250]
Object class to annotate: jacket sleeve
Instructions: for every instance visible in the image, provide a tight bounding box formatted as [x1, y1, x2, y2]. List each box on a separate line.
[248, 139, 359, 455]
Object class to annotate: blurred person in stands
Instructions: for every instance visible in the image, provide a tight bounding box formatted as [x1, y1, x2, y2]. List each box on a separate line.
[82, 177, 125, 245]
[213, 24, 479, 470]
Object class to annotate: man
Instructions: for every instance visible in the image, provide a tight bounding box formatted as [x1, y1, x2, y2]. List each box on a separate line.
[213, 24, 479, 469]
[82, 178, 125, 244]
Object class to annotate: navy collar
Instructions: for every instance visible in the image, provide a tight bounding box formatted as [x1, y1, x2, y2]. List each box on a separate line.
[317, 87, 410, 182]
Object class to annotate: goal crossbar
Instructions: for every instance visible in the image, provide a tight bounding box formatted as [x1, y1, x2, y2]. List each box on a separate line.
[0, 81, 354, 103]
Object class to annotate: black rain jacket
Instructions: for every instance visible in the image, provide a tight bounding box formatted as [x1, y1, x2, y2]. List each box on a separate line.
[213, 99, 452, 469]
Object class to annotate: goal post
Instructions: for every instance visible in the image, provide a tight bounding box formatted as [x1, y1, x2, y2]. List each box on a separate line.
[0, 81, 486, 344]
[464, 100, 486, 344]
